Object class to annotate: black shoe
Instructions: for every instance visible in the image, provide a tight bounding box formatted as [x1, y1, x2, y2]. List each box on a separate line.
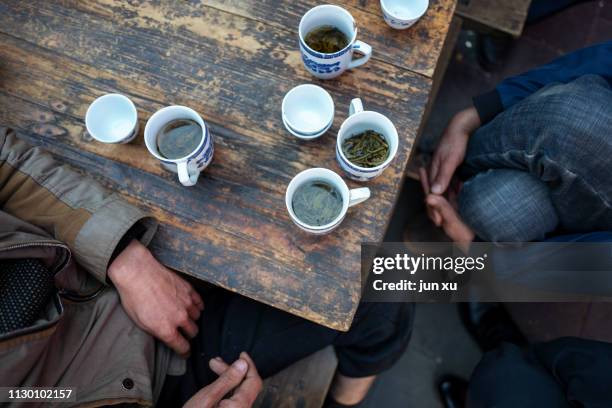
[459, 302, 527, 351]
[438, 375, 468, 408]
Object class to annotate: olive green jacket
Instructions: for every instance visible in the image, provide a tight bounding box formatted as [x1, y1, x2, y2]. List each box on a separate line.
[0, 127, 175, 407]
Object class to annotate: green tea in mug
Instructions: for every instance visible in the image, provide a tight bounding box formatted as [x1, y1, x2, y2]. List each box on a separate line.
[305, 25, 349, 53]
[341, 130, 389, 168]
[157, 119, 202, 160]
[292, 181, 343, 226]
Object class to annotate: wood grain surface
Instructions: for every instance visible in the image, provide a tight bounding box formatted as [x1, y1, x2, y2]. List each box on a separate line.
[0, 0, 455, 330]
[456, 0, 531, 37]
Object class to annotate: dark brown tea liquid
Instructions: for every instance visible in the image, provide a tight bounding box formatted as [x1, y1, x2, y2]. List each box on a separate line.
[157, 119, 202, 160]
[292, 181, 343, 226]
[305, 25, 349, 53]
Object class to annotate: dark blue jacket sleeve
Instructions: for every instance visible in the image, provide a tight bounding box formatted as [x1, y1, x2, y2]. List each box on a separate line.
[473, 41, 612, 124]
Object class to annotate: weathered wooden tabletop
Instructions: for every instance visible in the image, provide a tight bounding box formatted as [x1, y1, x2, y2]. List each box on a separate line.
[0, 0, 456, 331]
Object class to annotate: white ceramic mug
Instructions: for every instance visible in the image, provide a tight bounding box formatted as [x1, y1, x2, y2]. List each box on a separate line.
[299, 5, 373, 79]
[286, 168, 370, 235]
[380, 0, 429, 29]
[85, 93, 139, 144]
[144, 106, 214, 187]
[336, 98, 399, 181]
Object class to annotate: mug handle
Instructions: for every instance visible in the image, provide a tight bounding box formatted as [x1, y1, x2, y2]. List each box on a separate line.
[178, 161, 199, 187]
[348, 187, 371, 207]
[349, 98, 364, 116]
[347, 40, 372, 70]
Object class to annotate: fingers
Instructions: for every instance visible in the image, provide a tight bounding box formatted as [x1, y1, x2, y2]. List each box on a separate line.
[166, 328, 191, 357]
[239, 352, 260, 380]
[426, 194, 453, 224]
[431, 158, 458, 195]
[177, 279, 203, 316]
[429, 154, 440, 187]
[186, 303, 201, 321]
[178, 315, 199, 339]
[203, 359, 249, 403]
[209, 357, 230, 376]
[426, 194, 446, 227]
[418, 167, 430, 194]
[431, 208, 442, 226]
[191, 289, 205, 311]
[218, 401, 242, 408]
[176, 279, 202, 330]
[421, 167, 443, 226]
[227, 353, 262, 407]
[206, 353, 262, 408]
[426, 194, 443, 210]
[183, 359, 248, 408]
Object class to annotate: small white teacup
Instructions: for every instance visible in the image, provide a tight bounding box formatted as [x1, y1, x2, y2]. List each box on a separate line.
[380, 0, 429, 30]
[85, 93, 139, 144]
[286, 168, 370, 235]
[299, 5, 373, 79]
[144, 106, 214, 187]
[336, 98, 399, 181]
[282, 84, 335, 139]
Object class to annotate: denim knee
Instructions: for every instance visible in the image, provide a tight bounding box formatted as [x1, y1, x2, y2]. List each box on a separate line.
[459, 169, 559, 242]
[525, 75, 612, 173]
[466, 75, 612, 179]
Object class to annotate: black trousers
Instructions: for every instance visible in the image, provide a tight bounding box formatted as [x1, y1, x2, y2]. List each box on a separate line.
[158, 287, 414, 406]
[468, 337, 612, 408]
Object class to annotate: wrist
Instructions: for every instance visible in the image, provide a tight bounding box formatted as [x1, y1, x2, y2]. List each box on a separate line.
[108, 239, 150, 286]
[453, 107, 481, 135]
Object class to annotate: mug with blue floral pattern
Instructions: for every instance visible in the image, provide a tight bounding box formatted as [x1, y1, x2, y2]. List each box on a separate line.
[299, 5, 372, 80]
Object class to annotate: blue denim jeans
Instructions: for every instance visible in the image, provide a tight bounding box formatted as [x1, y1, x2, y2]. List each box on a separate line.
[458, 75, 612, 242]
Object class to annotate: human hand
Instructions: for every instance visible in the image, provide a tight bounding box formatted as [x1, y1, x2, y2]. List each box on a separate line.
[419, 168, 475, 251]
[429, 107, 481, 195]
[184, 352, 263, 408]
[108, 240, 204, 357]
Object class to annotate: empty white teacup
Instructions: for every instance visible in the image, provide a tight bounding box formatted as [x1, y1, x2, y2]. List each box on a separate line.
[286, 168, 370, 235]
[85, 93, 139, 144]
[282, 84, 334, 139]
[336, 98, 399, 181]
[144, 106, 214, 187]
[380, 0, 429, 29]
[299, 5, 373, 79]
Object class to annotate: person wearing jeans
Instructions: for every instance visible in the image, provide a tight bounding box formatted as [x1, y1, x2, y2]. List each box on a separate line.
[422, 41, 612, 245]
[468, 337, 612, 407]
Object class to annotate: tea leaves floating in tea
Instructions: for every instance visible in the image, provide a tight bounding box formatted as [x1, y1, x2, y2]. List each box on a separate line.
[157, 119, 202, 160]
[292, 181, 343, 227]
[341, 130, 389, 168]
[305, 25, 349, 54]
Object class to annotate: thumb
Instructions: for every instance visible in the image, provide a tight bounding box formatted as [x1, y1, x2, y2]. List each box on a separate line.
[204, 358, 248, 402]
[431, 160, 458, 195]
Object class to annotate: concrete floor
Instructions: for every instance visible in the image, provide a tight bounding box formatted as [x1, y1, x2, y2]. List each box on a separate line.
[361, 1, 611, 406]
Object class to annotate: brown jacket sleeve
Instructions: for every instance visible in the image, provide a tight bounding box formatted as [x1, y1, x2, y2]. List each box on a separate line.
[0, 127, 157, 283]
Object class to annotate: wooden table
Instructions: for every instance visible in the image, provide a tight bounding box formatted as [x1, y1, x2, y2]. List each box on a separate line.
[0, 0, 456, 331]
[456, 0, 531, 38]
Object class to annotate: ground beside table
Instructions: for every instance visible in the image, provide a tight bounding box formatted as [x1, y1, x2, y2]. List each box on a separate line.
[0, 0, 456, 331]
